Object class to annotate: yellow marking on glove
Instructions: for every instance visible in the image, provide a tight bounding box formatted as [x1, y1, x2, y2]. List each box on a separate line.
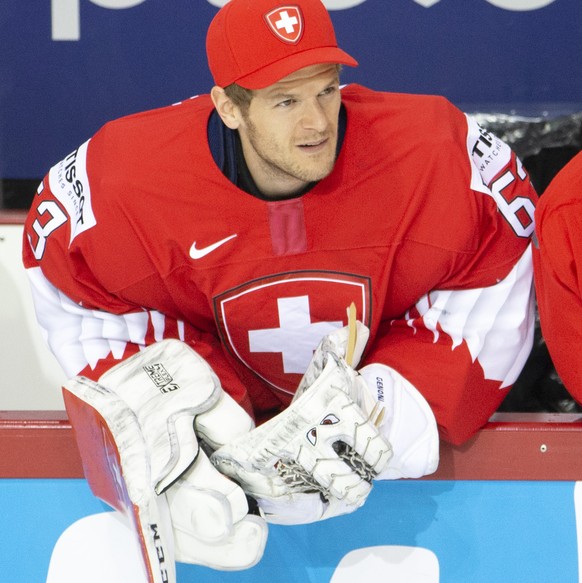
[345, 302, 357, 367]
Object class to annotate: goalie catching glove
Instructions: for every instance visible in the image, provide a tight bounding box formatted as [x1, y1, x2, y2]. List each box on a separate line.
[62, 339, 267, 583]
[298, 318, 440, 481]
[210, 325, 393, 526]
[211, 316, 439, 526]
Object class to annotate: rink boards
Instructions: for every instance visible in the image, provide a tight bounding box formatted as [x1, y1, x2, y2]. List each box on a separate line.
[3, 2, 582, 580]
[1, 412, 581, 582]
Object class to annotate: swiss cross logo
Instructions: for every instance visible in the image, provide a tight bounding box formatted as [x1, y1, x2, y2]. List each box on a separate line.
[264, 6, 304, 44]
[214, 271, 371, 395]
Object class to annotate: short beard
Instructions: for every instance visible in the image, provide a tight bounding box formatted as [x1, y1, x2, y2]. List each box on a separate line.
[243, 116, 337, 186]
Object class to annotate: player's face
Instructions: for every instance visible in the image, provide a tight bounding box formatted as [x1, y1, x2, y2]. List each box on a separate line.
[237, 64, 342, 198]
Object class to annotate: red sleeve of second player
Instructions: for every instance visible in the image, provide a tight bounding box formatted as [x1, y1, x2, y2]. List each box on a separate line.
[534, 154, 582, 402]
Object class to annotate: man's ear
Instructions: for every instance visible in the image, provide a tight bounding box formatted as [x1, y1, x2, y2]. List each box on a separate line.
[210, 86, 241, 130]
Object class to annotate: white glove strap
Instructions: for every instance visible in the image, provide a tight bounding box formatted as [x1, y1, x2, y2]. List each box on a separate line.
[359, 363, 439, 479]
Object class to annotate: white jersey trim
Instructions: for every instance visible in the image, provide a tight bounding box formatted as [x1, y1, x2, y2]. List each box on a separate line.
[26, 266, 184, 377]
[412, 245, 535, 388]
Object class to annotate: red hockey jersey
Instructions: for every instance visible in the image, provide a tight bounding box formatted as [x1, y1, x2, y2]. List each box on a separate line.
[23, 85, 537, 444]
[534, 151, 582, 400]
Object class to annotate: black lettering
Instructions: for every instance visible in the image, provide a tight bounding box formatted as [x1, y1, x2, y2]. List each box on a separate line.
[375, 377, 385, 402]
[72, 179, 83, 197]
[150, 523, 170, 581]
[472, 142, 484, 158]
[76, 196, 85, 224]
[61, 147, 88, 225]
[478, 126, 493, 146]
[64, 165, 76, 183]
[64, 149, 78, 169]
[472, 127, 494, 159]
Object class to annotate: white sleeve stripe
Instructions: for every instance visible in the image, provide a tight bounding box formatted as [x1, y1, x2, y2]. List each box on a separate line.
[414, 245, 535, 387]
[26, 266, 181, 377]
[27, 267, 90, 377]
[418, 287, 484, 350]
[151, 309, 166, 342]
[479, 247, 535, 387]
[102, 313, 133, 360]
[123, 312, 149, 346]
[79, 313, 112, 370]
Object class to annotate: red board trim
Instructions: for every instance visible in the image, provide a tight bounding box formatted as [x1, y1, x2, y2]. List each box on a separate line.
[2, 411, 582, 480]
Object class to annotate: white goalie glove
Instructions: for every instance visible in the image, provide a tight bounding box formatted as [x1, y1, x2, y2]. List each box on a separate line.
[62, 339, 267, 583]
[211, 312, 439, 526]
[210, 317, 393, 526]
[297, 313, 439, 481]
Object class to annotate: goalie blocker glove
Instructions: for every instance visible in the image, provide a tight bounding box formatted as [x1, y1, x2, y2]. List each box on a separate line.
[63, 339, 267, 583]
[358, 362, 439, 480]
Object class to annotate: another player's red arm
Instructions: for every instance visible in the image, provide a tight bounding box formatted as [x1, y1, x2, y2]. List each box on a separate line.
[533, 151, 582, 402]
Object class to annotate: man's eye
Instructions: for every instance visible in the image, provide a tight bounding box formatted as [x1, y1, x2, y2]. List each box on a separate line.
[320, 86, 337, 97]
[276, 99, 294, 108]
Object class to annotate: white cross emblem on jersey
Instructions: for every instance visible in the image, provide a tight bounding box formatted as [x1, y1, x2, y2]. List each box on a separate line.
[248, 295, 342, 373]
[264, 6, 304, 44]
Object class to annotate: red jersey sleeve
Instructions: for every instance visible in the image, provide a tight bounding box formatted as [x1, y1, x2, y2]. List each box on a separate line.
[363, 111, 538, 445]
[534, 152, 582, 402]
[22, 137, 255, 417]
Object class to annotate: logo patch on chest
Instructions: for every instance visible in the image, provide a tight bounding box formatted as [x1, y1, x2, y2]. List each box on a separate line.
[214, 271, 371, 395]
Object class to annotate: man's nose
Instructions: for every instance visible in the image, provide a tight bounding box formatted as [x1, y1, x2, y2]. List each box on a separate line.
[300, 99, 328, 132]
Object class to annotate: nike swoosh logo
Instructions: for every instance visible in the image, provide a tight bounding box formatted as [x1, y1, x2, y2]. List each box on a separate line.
[189, 234, 237, 259]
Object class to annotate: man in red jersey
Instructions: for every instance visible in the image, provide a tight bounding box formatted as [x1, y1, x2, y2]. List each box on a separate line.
[534, 151, 582, 400]
[23, 0, 537, 579]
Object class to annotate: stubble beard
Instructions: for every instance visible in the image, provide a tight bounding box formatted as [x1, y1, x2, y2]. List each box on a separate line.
[245, 120, 337, 189]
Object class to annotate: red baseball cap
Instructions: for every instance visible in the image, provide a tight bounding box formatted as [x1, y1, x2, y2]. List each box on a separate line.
[206, 0, 358, 90]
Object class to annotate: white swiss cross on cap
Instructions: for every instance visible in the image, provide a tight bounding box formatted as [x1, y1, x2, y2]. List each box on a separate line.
[264, 6, 304, 44]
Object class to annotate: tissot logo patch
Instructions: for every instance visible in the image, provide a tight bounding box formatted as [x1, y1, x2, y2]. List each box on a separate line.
[214, 271, 371, 395]
[48, 140, 96, 243]
[264, 6, 303, 44]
